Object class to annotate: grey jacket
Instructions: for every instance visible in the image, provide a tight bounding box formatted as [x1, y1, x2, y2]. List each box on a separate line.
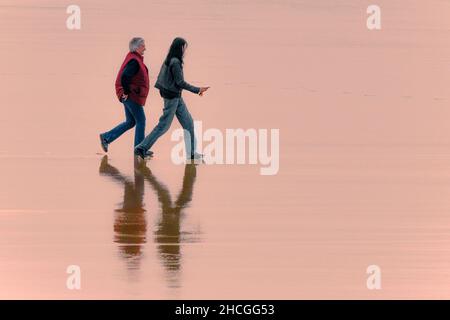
[154, 57, 200, 96]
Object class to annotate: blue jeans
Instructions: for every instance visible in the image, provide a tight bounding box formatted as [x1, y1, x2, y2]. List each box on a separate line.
[102, 99, 146, 147]
[136, 97, 196, 155]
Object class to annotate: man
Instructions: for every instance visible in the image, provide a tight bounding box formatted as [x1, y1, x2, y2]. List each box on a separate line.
[99, 37, 152, 157]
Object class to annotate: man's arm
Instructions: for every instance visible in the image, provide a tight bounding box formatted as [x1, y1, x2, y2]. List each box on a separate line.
[171, 61, 200, 94]
[121, 59, 139, 94]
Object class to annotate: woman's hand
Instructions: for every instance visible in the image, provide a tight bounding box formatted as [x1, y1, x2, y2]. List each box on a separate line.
[199, 87, 210, 96]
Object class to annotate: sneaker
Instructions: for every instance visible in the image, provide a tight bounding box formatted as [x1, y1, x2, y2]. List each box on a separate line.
[99, 134, 108, 153]
[190, 152, 203, 160]
[134, 147, 146, 160]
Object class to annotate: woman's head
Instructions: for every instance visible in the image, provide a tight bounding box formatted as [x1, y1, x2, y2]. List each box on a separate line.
[164, 37, 187, 66]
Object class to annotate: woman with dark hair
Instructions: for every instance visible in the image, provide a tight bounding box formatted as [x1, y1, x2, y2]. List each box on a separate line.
[134, 37, 209, 160]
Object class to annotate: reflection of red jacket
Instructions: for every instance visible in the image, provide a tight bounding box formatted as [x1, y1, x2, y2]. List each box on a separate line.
[115, 52, 149, 106]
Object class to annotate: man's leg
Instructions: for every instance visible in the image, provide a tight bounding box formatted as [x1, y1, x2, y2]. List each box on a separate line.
[101, 102, 136, 144]
[125, 100, 146, 147]
[135, 98, 179, 152]
[175, 97, 196, 157]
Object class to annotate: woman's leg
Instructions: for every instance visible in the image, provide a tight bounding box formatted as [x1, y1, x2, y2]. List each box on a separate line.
[135, 98, 179, 152]
[101, 102, 136, 144]
[175, 97, 196, 156]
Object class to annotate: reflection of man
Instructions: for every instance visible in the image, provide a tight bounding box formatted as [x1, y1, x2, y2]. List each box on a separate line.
[144, 164, 197, 288]
[99, 156, 147, 269]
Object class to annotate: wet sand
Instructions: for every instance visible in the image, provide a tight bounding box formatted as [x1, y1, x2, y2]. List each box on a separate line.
[1, 0, 450, 299]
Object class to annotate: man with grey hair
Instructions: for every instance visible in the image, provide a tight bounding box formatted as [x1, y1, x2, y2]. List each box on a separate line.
[99, 37, 153, 157]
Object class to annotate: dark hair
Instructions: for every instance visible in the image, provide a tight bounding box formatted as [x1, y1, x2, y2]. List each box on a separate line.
[164, 37, 187, 66]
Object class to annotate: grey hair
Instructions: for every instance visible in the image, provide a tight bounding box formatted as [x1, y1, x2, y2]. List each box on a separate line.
[129, 37, 145, 52]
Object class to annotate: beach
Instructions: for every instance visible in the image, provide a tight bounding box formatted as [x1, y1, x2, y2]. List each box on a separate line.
[1, 0, 450, 299]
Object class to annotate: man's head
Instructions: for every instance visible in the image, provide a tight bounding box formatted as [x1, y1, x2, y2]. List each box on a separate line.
[129, 37, 146, 56]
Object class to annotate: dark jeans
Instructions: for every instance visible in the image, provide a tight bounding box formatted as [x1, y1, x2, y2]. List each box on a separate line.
[102, 99, 146, 147]
[136, 97, 195, 155]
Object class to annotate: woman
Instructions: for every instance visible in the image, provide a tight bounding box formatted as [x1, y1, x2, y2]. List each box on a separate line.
[134, 37, 209, 160]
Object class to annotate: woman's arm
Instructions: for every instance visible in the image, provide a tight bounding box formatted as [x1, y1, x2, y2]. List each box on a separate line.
[170, 60, 201, 94]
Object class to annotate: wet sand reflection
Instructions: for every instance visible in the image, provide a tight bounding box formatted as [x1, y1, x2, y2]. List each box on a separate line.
[99, 156, 198, 288]
[99, 156, 147, 270]
[147, 162, 197, 288]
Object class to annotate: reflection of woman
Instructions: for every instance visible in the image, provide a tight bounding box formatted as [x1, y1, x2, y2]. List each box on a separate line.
[135, 37, 209, 160]
[99, 156, 147, 268]
[144, 164, 197, 288]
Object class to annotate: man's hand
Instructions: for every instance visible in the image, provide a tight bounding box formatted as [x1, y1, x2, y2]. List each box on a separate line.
[199, 87, 210, 96]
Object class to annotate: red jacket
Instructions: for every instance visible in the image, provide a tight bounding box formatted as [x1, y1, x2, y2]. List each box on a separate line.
[115, 52, 149, 106]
